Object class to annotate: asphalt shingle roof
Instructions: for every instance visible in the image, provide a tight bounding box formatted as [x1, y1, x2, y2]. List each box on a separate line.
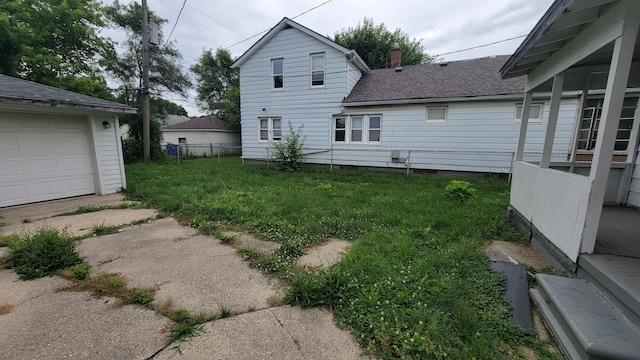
[162, 115, 234, 130]
[0, 74, 136, 113]
[343, 55, 526, 104]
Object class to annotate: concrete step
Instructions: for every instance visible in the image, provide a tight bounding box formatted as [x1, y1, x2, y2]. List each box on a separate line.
[577, 254, 640, 324]
[532, 274, 640, 360]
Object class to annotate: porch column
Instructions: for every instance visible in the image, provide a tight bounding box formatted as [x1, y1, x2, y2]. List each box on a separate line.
[569, 70, 592, 168]
[582, 6, 640, 253]
[540, 73, 565, 168]
[515, 92, 533, 161]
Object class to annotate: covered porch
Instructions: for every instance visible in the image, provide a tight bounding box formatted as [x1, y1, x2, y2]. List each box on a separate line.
[501, 0, 640, 358]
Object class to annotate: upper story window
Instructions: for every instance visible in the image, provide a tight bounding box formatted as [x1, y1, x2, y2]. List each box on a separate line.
[310, 53, 325, 87]
[333, 115, 382, 144]
[515, 103, 543, 122]
[578, 96, 638, 152]
[271, 58, 284, 90]
[426, 106, 448, 123]
[259, 117, 282, 142]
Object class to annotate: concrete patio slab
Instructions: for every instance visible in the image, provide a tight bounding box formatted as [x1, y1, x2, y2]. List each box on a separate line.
[1, 208, 157, 237]
[79, 218, 283, 315]
[297, 238, 352, 269]
[0, 270, 168, 360]
[155, 306, 365, 360]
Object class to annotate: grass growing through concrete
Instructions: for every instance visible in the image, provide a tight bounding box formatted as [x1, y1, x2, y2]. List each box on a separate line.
[5, 228, 82, 280]
[125, 157, 557, 359]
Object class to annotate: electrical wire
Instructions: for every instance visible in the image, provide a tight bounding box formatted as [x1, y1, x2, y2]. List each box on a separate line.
[165, 0, 188, 43]
[224, 0, 333, 50]
[435, 34, 526, 57]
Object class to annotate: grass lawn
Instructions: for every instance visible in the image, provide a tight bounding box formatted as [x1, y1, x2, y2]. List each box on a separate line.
[125, 157, 557, 359]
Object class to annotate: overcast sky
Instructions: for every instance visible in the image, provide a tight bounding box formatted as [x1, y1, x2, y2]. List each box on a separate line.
[103, 0, 556, 116]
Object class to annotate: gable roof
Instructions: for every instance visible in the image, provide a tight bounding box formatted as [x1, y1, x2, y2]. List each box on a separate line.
[231, 17, 369, 72]
[162, 115, 235, 131]
[343, 56, 526, 106]
[0, 74, 136, 114]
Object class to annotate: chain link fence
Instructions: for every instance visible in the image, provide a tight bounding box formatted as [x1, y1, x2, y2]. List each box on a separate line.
[254, 147, 570, 177]
[162, 143, 241, 162]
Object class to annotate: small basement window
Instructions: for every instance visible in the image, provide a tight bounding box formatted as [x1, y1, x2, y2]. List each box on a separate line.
[426, 106, 447, 123]
[515, 103, 543, 122]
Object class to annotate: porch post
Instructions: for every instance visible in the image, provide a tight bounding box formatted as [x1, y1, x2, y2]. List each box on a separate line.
[540, 73, 565, 168]
[515, 92, 533, 161]
[569, 70, 592, 170]
[582, 7, 640, 253]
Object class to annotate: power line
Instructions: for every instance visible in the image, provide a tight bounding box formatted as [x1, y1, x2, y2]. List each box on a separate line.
[224, 0, 333, 50]
[435, 34, 526, 57]
[166, 0, 187, 43]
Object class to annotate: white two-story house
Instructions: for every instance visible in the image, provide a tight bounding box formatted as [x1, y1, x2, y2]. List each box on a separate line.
[232, 18, 637, 182]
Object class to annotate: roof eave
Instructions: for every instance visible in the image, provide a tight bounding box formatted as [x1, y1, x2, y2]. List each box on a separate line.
[0, 97, 137, 114]
[500, 0, 574, 78]
[342, 94, 530, 107]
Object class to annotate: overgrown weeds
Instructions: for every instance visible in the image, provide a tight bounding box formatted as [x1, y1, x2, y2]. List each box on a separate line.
[5, 228, 82, 280]
[124, 157, 553, 359]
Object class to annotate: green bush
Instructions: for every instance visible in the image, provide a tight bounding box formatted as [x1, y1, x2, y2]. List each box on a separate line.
[270, 122, 305, 171]
[444, 180, 476, 202]
[71, 263, 91, 280]
[6, 228, 82, 280]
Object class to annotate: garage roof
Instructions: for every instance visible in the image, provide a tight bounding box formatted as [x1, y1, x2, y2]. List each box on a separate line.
[0, 74, 137, 114]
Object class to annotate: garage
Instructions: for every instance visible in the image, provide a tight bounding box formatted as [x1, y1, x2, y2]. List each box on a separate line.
[0, 75, 136, 208]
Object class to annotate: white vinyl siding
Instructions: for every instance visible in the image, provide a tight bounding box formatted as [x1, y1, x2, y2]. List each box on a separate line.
[91, 115, 126, 195]
[238, 27, 359, 159]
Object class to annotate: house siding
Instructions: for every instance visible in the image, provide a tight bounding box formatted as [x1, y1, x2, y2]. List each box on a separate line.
[239, 28, 357, 160]
[92, 115, 126, 194]
[301, 98, 580, 172]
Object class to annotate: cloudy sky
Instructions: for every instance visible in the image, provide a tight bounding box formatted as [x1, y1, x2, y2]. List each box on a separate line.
[104, 0, 556, 116]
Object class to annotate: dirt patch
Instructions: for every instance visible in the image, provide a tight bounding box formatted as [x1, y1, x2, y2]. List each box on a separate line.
[297, 239, 351, 269]
[485, 241, 548, 270]
[222, 231, 280, 255]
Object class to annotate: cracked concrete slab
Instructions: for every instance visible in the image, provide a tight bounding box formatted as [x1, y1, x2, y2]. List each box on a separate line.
[155, 306, 365, 360]
[222, 231, 280, 255]
[79, 218, 283, 315]
[0, 270, 168, 360]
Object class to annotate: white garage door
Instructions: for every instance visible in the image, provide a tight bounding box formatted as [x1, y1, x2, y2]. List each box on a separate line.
[0, 111, 96, 207]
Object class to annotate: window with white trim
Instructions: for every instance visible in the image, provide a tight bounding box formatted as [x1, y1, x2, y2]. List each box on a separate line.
[426, 106, 447, 123]
[310, 53, 325, 87]
[259, 117, 282, 141]
[271, 58, 284, 89]
[515, 103, 543, 122]
[333, 115, 382, 143]
[577, 96, 638, 152]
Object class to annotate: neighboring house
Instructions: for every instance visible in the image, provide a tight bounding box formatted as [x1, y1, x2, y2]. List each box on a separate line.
[502, 0, 640, 359]
[232, 17, 600, 174]
[0, 74, 136, 207]
[161, 115, 240, 156]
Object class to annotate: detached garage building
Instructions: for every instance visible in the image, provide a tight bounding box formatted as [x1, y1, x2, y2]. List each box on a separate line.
[0, 75, 136, 207]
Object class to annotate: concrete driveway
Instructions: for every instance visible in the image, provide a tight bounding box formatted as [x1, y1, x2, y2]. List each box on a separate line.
[0, 195, 364, 359]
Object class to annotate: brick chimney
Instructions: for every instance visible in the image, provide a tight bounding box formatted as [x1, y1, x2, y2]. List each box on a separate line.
[390, 42, 401, 68]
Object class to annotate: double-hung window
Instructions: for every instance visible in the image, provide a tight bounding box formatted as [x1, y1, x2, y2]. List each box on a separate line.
[310, 53, 325, 87]
[577, 96, 638, 152]
[333, 115, 382, 143]
[271, 58, 284, 89]
[259, 117, 282, 142]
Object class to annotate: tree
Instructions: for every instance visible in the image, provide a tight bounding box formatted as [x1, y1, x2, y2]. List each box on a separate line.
[190, 48, 240, 130]
[105, 0, 191, 162]
[333, 18, 434, 69]
[105, 1, 191, 101]
[0, 0, 115, 99]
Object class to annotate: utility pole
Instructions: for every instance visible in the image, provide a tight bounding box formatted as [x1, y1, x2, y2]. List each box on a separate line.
[141, 0, 151, 162]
